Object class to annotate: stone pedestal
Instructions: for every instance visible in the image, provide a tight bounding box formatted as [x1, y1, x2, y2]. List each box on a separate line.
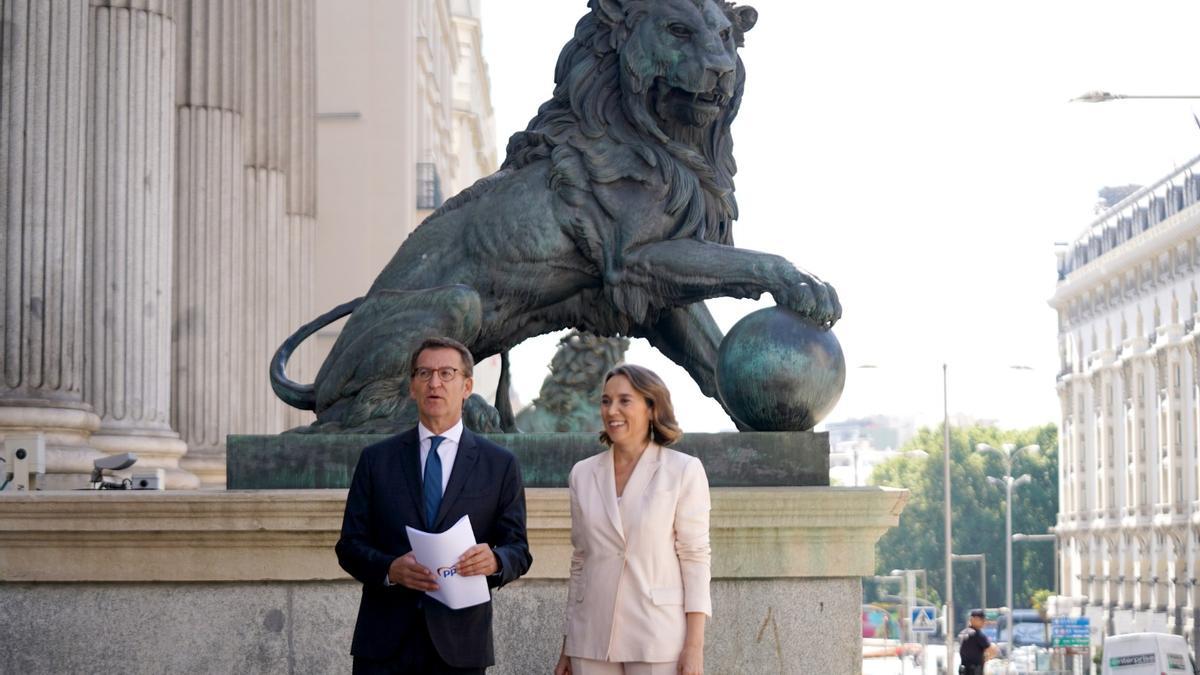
[0, 0, 105, 489]
[227, 431, 832, 488]
[0, 486, 907, 673]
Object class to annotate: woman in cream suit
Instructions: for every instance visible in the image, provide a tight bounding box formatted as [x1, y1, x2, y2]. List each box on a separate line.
[554, 364, 712, 675]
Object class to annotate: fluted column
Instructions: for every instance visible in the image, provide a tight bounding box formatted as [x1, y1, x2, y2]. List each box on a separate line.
[84, 1, 197, 489]
[173, 0, 246, 488]
[283, 0, 316, 431]
[239, 0, 316, 438]
[0, 0, 104, 488]
[172, 0, 315, 488]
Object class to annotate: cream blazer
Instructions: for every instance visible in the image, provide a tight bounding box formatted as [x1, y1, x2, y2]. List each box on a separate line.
[563, 443, 712, 663]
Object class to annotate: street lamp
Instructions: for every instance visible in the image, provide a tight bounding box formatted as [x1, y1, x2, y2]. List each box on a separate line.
[857, 363, 1031, 671]
[1012, 532, 1059, 596]
[1070, 90, 1200, 103]
[941, 364, 954, 671]
[977, 442, 1039, 662]
[951, 553, 987, 610]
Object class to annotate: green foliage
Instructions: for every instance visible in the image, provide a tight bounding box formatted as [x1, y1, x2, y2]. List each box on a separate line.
[870, 423, 1058, 628]
[1030, 589, 1052, 616]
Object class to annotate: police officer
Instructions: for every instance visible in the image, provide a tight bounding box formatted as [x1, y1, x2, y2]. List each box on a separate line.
[958, 608, 998, 675]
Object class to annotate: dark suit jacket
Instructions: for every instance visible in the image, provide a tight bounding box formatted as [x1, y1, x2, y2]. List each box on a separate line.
[335, 427, 532, 668]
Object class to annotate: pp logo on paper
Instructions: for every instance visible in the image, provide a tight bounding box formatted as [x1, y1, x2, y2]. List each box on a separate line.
[437, 566, 459, 579]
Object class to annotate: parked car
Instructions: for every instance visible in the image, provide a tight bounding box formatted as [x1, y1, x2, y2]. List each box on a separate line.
[995, 609, 1051, 649]
[1101, 632, 1197, 675]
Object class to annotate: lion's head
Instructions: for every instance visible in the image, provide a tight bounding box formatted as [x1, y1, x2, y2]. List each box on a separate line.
[504, 0, 758, 250]
[615, 0, 758, 130]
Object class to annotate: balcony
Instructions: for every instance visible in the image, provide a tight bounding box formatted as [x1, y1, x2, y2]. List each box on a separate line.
[1121, 505, 1150, 520]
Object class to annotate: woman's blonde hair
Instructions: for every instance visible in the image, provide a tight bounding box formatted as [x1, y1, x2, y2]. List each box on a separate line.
[598, 364, 683, 447]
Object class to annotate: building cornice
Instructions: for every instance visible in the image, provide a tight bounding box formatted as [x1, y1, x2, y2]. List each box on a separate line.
[1051, 203, 1200, 309]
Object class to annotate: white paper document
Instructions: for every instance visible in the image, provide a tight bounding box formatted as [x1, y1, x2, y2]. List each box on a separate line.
[405, 515, 491, 610]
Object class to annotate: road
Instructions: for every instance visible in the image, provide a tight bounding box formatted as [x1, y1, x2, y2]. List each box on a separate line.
[862, 644, 949, 675]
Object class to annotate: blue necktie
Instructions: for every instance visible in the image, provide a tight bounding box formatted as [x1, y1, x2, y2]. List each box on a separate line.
[423, 436, 445, 529]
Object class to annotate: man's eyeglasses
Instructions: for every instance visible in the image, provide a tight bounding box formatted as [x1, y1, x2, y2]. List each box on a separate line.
[411, 367, 464, 382]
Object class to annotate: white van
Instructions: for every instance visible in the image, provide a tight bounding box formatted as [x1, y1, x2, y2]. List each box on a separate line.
[1102, 632, 1197, 675]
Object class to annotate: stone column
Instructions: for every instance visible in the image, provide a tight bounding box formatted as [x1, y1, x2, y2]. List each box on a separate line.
[84, 1, 197, 489]
[239, 0, 316, 439]
[173, 0, 315, 488]
[0, 0, 103, 488]
[173, 0, 246, 488]
[283, 0, 317, 431]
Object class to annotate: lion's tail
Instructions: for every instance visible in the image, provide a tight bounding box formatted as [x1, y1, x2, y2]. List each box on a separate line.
[269, 296, 364, 410]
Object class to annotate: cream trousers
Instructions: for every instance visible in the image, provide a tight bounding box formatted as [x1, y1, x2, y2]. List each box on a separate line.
[570, 658, 677, 675]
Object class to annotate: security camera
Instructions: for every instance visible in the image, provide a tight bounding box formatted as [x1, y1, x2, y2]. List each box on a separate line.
[131, 469, 165, 491]
[91, 452, 138, 487]
[94, 453, 137, 472]
[4, 435, 46, 491]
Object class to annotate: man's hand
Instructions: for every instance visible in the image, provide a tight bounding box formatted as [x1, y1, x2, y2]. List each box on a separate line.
[388, 552, 439, 591]
[456, 543, 499, 577]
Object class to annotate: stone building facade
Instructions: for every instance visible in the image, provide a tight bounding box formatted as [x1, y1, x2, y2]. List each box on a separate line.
[1, 0, 495, 489]
[311, 0, 500, 397]
[1051, 153, 1200, 646]
[1, 0, 316, 489]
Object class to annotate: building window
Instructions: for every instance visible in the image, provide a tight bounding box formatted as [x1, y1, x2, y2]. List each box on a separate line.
[417, 162, 443, 210]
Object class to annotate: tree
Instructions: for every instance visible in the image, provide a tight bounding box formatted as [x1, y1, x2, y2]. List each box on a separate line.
[870, 423, 1058, 628]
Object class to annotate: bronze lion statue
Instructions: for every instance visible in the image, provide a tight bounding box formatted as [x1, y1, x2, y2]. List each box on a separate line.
[271, 0, 841, 433]
[515, 331, 631, 433]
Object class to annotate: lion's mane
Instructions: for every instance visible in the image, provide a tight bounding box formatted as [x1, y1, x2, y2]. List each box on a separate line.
[429, 1, 751, 327]
[504, 0, 748, 252]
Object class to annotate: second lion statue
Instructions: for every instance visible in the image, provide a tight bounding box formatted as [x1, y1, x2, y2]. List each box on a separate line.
[271, 0, 841, 433]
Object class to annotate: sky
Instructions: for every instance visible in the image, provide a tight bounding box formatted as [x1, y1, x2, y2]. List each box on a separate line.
[478, 0, 1200, 434]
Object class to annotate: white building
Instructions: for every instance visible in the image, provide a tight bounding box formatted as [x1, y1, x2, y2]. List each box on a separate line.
[1051, 154, 1200, 646]
[0, 0, 497, 489]
[312, 0, 501, 398]
[825, 415, 916, 486]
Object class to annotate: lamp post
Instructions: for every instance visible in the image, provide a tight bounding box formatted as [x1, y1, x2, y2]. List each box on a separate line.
[1070, 90, 1200, 103]
[943, 364, 954, 672]
[977, 442, 1039, 664]
[890, 568, 930, 675]
[1012, 532, 1059, 596]
[951, 553, 987, 611]
[857, 363, 1031, 672]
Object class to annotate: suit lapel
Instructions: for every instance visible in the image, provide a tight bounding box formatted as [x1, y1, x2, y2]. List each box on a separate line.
[619, 443, 663, 542]
[397, 429, 425, 520]
[433, 429, 479, 531]
[592, 450, 625, 542]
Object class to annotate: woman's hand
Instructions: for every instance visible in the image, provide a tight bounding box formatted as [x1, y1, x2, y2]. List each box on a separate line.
[554, 652, 572, 675]
[678, 642, 703, 675]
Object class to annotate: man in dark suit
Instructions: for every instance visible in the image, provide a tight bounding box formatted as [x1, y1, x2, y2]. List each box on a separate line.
[336, 336, 532, 674]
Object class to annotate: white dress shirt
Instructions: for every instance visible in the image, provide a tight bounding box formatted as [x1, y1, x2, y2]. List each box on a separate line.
[383, 419, 466, 586]
[418, 419, 463, 493]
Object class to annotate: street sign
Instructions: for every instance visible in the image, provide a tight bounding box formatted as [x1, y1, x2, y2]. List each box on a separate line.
[1051, 616, 1091, 647]
[911, 606, 937, 634]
